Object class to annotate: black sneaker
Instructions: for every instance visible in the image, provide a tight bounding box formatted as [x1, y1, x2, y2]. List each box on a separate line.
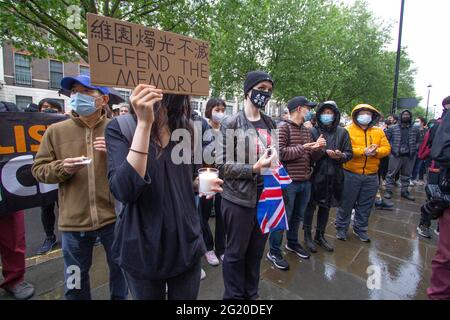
[285, 243, 310, 259]
[266, 252, 289, 270]
[353, 229, 371, 242]
[401, 191, 415, 201]
[36, 235, 57, 255]
[417, 225, 432, 238]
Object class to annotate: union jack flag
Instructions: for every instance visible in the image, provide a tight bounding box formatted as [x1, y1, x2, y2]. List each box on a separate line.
[257, 162, 292, 234]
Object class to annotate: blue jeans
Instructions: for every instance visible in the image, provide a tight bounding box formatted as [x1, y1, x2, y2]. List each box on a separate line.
[61, 223, 128, 300]
[412, 156, 426, 181]
[269, 181, 311, 256]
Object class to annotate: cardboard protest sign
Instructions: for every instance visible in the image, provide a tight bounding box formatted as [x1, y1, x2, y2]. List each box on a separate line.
[87, 13, 210, 96]
[0, 112, 67, 216]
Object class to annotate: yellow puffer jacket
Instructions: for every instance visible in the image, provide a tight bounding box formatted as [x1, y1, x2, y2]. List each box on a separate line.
[343, 104, 391, 175]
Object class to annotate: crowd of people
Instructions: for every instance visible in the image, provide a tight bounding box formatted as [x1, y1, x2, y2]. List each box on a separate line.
[0, 71, 449, 300]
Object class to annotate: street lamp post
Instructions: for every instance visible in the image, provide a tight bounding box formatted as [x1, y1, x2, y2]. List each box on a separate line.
[426, 84, 432, 121]
[392, 0, 406, 115]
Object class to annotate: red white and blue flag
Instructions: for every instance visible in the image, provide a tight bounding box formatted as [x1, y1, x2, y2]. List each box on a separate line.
[257, 162, 292, 234]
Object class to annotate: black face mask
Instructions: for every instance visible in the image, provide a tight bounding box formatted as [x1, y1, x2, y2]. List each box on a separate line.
[401, 117, 411, 123]
[250, 90, 272, 109]
[43, 108, 58, 114]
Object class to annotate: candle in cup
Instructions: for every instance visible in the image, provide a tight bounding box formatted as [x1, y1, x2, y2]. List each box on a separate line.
[198, 168, 219, 196]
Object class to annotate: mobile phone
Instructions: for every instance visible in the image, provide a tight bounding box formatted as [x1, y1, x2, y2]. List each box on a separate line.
[73, 157, 92, 165]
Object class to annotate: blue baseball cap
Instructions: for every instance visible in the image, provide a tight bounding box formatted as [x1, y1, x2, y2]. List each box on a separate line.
[60, 75, 109, 95]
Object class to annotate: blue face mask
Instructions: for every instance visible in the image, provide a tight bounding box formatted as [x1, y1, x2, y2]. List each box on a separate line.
[357, 114, 372, 126]
[320, 114, 334, 125]
[304, 110, 313, 122]
[70, 93, 99, 116]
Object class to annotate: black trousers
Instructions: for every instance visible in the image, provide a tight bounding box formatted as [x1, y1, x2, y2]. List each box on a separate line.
[221, 196, 267, 300]
[303, 201, 330, 233]
[123, 259, 201, 300]
[199, 194, 225, 254]
[41, 202, 57, 237]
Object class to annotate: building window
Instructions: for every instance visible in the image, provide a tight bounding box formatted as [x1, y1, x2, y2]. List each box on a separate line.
[16, 95, 33, 110]
[226, 105, 233, 115]
[79, 65, 90, 76]
[50, 60, 63, 89]
[14, 53, 32, 86]
[116, 89, 131, 103]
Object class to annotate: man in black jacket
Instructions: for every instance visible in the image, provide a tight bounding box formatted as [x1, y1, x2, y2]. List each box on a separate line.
[384, 109, 420, 201]
[303, 101, 353, 253]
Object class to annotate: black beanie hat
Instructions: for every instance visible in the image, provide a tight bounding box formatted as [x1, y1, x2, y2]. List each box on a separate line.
[243, 71, 273, 96]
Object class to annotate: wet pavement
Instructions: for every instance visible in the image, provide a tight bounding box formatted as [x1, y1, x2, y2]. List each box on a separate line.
[0, 184, 438, 300]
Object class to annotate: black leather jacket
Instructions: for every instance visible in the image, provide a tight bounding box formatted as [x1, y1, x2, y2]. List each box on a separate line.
[216, 110, 276, 208]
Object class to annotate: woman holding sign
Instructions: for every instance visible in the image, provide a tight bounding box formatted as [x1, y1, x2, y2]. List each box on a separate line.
[105, 84, 223, 300]
[216, 71, 277, 300]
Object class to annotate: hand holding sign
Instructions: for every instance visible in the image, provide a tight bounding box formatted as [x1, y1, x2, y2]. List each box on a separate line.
[130, 84, 163, 126]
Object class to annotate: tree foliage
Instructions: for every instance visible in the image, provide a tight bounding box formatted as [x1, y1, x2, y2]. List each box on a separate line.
[0, 0, 417, 114]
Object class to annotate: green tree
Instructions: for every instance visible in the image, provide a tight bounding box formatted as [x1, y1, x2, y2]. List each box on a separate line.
[0, 0, 212, 62]
[0, 0, 418, 110]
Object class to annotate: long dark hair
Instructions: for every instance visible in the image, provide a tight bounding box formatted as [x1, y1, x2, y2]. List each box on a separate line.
[131, 93, 193, 150]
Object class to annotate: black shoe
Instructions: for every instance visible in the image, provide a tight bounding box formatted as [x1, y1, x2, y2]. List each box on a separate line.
[314, 231, 334, 252]
[384, 191, 392, 199]
[266, 252, 290, 270]
[304, 230, 317, 253]
[374, 198, 394, 210]
[401, 191, 415, 201]
[36, 235, 57, 255]
[417, 225, 432, 238]
[285, 243, 310, 259]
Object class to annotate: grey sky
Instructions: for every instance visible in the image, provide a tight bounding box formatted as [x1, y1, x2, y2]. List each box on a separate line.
[341, 0, 449, 118]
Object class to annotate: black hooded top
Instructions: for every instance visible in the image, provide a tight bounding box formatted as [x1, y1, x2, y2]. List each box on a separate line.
[310, 101, 353, 207]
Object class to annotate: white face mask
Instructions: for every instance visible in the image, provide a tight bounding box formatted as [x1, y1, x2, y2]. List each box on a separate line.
[211, 111, 225, 123]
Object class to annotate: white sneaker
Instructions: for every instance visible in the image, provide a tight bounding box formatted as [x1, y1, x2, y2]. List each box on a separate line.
[409, 181, 415, 187]
[220, 254, 224, 261]
[201, 268, 206, 280]
[205, 250, 220, 266]
[351, 209, 355, 221]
